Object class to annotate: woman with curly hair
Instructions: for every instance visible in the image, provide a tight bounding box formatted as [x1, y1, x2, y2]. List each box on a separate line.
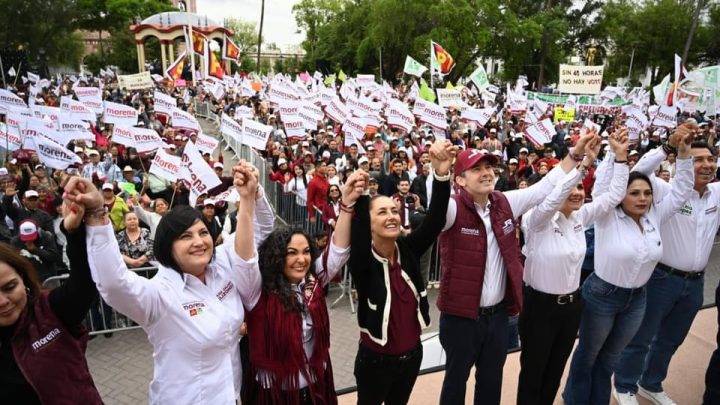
[321, 184, 342, 232]
[241, 170, 368, 405]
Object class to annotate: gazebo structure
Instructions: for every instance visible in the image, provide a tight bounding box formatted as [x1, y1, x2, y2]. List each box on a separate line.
[129, 11, 233, 75]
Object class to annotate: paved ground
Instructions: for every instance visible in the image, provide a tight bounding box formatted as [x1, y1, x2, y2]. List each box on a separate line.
[84, 118, 720, 404]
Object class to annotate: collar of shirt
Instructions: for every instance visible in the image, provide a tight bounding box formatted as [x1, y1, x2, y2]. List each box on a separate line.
[371, 243, 401, 267]
[156, 265, 214, 292]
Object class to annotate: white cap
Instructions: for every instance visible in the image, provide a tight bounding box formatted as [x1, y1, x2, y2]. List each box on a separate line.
[490, 128, 497, 133]
[564, 135, 572, 140]
[102, 183, 114, 191]
[213, 162, 223, 169]
[492, 150, 502, 157]
[74, 146, 84, 153]
[24, 190, 39, 198]
[88, 149, 99, 156]
[519, 147, 529, 153]
[509, 158, 518, 164]
[0, 168, 7, 176]
[302, 141, 310, 146]
[277, 158, 288, 166]
[123, 165, 133, 172]
[203, 199, 217, 206]
[19, 220, 38, 241]
[629, 150, 639, 156]
[358, 156, 369, 165]
[322, 151, 331, 158]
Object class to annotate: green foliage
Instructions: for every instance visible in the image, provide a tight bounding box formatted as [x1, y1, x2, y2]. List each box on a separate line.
[225, 18, 260, 57]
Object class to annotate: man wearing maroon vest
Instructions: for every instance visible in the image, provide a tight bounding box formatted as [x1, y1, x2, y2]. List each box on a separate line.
[437, 136, 591, 405]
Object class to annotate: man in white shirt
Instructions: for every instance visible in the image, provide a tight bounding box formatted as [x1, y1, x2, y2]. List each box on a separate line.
[614, 124, 717, 405]
[435, 135, 590, 405]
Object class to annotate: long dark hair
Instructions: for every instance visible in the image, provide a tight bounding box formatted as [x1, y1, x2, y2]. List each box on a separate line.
[327, 184, 341, 203]
[293, 164, 308, 188]
[153, 205, 212, 274]
[0, 243, 41, 306]
[619, 171, 654, 210]
[257, 227, 318, 312]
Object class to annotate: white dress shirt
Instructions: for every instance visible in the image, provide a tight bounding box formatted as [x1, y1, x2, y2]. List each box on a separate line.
[594, 157, 694, 288]
[522, 163, 629, 294]
[442, 165, 568, 307]
[634, 147, 720, 271]
[88, 224, 263, 405]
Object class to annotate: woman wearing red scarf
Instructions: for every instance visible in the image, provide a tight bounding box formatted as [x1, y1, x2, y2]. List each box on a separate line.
[241, 170, 368, 405]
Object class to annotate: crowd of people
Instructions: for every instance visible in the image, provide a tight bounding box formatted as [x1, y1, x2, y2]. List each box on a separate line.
[0, 65, 718, 405]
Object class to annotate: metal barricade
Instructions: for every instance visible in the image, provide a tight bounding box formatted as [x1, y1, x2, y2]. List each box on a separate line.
[42, 266, 159, 336]
[194, 100, 209, 118]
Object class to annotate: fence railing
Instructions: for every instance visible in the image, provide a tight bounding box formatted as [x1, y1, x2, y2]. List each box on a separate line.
[42, 266, 158, 335]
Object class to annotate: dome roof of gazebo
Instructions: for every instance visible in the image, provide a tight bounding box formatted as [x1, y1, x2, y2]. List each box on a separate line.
[131, 11, 232, 36]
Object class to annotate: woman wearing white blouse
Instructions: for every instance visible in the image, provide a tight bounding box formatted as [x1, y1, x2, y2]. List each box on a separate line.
[70, 161, 274, 405]
[562, 129, 696, 405]
[517, 129, 629, 405]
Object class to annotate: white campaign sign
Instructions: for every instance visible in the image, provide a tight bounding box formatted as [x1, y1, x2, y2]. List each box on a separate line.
[436, 88, 463, 108]
[242, 119, 273, 149]
[103, 101, 138, 127]
[153, 91, 177, 115]
[58, 114, 95, 142]
[74, 87, 103, 114]
[342, 115, 366, 140]
[26, 134, 82, 169]
[652, 104, 677, 128]
[413, 98, 448, 133]
[129, 127, 164, 153]
[324, 96, 350, 124]
[624, 109, 649, 139]
[386, 99, 415, 132]
[181, 140, 221, 206]
[524, 118, 556, 145]
[283, 116, 306, 139]
[0, 89, 27, 113]
[111, 126, 137, 148]
[150, 148, 182, 182]
[170, 107, 201, 132]
[461, 107, 495, 127]
[195, 134, 219, 155]
[61, 96, 96, 122]
[0, 123, 23, 151]
[220, 114, 243, 142]
[31, 105, 61, 125]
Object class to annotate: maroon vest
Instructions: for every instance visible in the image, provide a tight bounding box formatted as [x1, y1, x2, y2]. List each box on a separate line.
[12, 292, 103, 405]
[438, 190, 524, 318]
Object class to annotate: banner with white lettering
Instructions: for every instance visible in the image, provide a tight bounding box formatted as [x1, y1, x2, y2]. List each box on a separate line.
[0, 123, 23, 151]
[386, 99, 415, 132]
[220, 114, 243, 142]
[413, 98, 448, 133]
[195, 134, 219, 155]
[25, 133, 82, 169]
[242, 118, 273, 149]
[170, 107, 201, 132]
[58, 114, 95, 142]
[74, 87, 103, 115]
[153, 91, 177, 116]
[557, 65, 604, 95]
[150, 149, 182, 182]
[436, 88, 463, 108]
[117, 71, 154, 90]
[60, 96, 96, 122]
[624, 108, 648, 139]
[181, 140, 221, 206]
[103, 101, 139, 127]
[524, 118, 556, 145]
[461, 107, 495, 127]
[652, 104, 677, 128]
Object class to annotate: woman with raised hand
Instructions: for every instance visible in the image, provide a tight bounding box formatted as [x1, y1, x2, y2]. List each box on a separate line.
[1, 175, 102, 404]
[562, 128, 696, 405]
[242, 169, 366, 405]
[349, 139, 455, 405]
[516, 128, 628, 405]
[72, 161, 272, 405]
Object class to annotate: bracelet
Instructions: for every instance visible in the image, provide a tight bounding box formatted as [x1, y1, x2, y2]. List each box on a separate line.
[339, 206, 354, 214]
[84, 206, 108, 220]
[339, 200, 356, 209]
[662, 143, 677, 155]
[614, 159, 628, 164]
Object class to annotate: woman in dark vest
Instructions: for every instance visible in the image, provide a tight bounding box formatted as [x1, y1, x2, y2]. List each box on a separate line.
[0, 175, 102, 404]
[349, 140, 455, 405]
[243, 170, 367, 405]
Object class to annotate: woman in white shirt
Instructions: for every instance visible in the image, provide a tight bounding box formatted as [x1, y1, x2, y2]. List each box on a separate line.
[72, 161, 274, 405]
[284, 164, 312, 225]
[518, 129, 628, 405]
[241, 170, 367, 405]
[562, 129, 696, 405]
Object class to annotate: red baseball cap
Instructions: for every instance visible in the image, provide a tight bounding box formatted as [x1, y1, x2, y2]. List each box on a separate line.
[19, 220, 38, 242]
[453, 149, 499, 175]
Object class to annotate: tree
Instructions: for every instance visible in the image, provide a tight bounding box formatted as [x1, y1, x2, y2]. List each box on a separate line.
[292, 0, 343, 68]
[225, 18, 259, 57]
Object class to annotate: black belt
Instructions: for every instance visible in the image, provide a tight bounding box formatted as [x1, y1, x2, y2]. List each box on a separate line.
[657, 263, 704, 280]
[358, 341, 422, 364]
[478, 301, 505, 316]
[526, 285, 581, 305]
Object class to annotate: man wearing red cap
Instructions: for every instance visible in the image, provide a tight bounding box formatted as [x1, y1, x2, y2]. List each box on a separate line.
[436, 133, 594, 405]
[11, 219, 62, 281]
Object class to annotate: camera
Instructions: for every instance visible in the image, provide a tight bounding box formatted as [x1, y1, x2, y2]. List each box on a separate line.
[405, 195, 415, 204]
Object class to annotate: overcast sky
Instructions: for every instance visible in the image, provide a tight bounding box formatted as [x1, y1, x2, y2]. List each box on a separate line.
[196, 0, 303, 48]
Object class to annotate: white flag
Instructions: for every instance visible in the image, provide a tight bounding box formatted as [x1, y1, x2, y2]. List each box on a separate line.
[26, 133, 81, 169]
[403, 56, 428, 77]
[652, 104, 677, 128]
[150, 148, 182, 182]
[181, 140, 221, 206]
[170, 107, 200, 132]
[103, 101, 139, 127]
[0, 123, 22, 151]
[220, 114, 243, 142]
[7, 67, 16, 77]
[195, 134, 219, 155]
[412, 98, 448, 133]
[27, 72, 40, 83]
[0, 89, 28, 113]
[60, 96, 96, 122]
[386, 98, 415, 132]
[153, 91, 177, 116]
[461, 107, 495, 127]
[324, 96, 350, 124]
[58, 114, 95, 142]
[524, 118, 556, 146]
[242, 118, 273, 149]
[74, 87, 103, 115]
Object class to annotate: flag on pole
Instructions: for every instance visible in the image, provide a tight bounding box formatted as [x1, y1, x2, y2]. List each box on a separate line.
[324, 74, 336, 86]
[166, 51, 186, 80]
[222, 35, 240, 61]
[669, 53, 688, 107]
[206, 48, 225, 79]
[403, 56, 428, 77]
[419, 78, 436, 102]
[8, 67, 16, 77]
[338, 70, 348, 83]
[186, 27, 207, 55]
[430, 41, 456, 76]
